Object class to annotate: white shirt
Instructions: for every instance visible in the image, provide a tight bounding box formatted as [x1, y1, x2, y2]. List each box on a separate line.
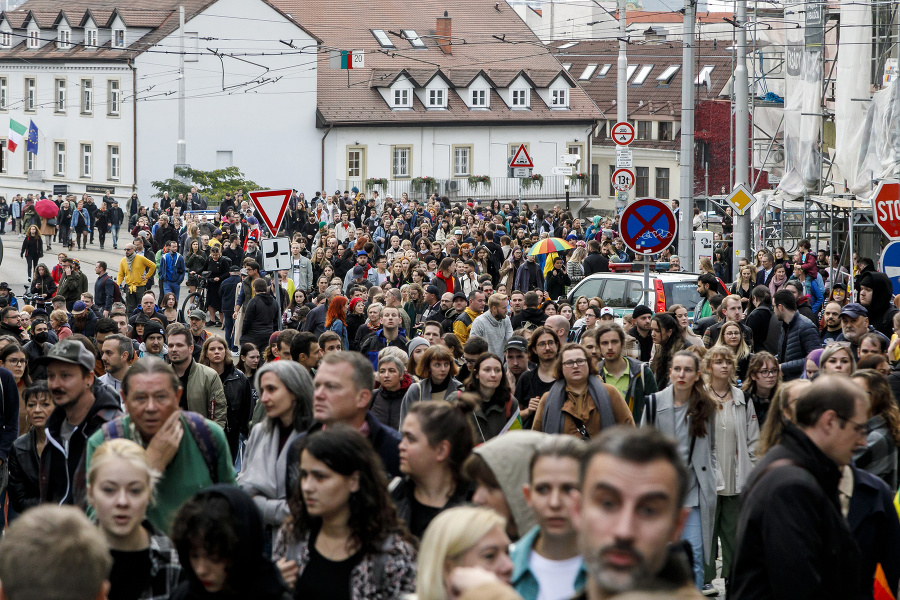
[528, 552, 582, 600]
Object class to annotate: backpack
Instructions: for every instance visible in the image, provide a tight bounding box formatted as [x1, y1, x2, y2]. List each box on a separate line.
[101, 411, 220, 483]
[101, 273, 123, 304]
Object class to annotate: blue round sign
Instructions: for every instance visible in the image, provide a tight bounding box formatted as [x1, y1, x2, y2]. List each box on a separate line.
[879, 240, 900, 295]
[619, 198, 677, 255]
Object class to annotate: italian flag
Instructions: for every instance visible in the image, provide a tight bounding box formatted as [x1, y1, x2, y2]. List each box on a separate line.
[8, 119, 25, 152]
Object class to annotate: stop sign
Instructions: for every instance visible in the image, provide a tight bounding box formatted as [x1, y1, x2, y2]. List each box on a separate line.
[874, 180, 900, 240]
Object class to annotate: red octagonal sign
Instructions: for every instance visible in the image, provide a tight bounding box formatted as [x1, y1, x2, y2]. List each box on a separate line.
[874, 180, 900, 240]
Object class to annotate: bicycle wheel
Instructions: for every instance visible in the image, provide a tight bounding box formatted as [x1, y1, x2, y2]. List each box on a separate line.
[179, 292, 204, 323]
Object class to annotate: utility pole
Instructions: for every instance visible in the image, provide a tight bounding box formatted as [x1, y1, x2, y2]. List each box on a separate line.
[678, 0, 695, 262]
[615, 0, 628, 214]
[176, 6, 187, 172]
[732, 0, 751, 279]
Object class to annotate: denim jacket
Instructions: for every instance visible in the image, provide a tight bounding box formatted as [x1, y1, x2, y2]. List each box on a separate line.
[510, 525, 587, 600]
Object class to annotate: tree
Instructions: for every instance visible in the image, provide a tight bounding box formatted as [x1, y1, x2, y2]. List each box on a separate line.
[150, 166, 265, 202]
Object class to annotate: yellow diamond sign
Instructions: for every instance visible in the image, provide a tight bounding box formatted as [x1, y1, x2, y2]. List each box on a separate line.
[725, 184, 757, 216]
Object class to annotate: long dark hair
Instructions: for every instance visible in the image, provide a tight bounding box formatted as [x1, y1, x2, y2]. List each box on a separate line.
[407, 397, 477, 484]
[670, 350, 715, 438]
[287, 427, 410, 552]
[650, 313, 685, 386]
[464, 352, 512, 408]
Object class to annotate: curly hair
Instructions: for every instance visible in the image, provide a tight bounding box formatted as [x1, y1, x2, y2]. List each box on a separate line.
[287, 426, 410, 553]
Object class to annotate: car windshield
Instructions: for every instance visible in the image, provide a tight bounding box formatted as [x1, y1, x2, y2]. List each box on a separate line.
[665, 281, 702, 313]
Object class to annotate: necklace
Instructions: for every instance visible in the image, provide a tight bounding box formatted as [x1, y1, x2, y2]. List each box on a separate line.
[711, 386, 730, 400]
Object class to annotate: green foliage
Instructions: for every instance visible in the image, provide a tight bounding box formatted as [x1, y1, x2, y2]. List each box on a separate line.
[365, 177, 389, 190]
[150, 166, 264, 201]
[411, 176, 437, 192]
[521, 173, 544, 189]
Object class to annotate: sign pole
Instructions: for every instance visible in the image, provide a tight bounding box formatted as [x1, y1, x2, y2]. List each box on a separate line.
[733, 0, 751, 280]
[644, 260, 651, 308]
[273, 281, 282, 331]
[565, 180, 570, 212]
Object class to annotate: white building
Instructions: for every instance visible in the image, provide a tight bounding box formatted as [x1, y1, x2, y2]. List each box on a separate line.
[274, 0, 603, 202]
[0, 0, 319, 203]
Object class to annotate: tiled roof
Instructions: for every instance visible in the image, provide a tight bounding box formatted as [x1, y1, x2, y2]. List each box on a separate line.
[549, 38, 732, 133]
[620, 11, 735, 24]
[272, 0, 603, 126]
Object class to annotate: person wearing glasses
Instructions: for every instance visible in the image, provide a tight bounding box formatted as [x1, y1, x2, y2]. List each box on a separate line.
[742, 351, 782, 426]
[531, 343, 633, 439]
[850, 369, 900, 488]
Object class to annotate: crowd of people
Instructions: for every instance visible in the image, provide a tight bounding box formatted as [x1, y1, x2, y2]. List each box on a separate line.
[0, 187, 897, 600]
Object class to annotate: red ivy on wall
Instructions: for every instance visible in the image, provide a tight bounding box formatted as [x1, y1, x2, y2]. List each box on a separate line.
[694, 99, 769, 195]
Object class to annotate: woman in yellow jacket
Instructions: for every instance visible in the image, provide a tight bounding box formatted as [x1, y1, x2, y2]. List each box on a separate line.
[117, 243, 157, 314]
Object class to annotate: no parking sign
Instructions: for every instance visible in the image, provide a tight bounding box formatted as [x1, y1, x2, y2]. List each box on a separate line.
[619, 198, 677, 255]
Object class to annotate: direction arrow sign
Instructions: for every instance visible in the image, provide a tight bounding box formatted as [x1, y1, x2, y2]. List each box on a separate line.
[873, 179, 900, 240]
[552, 166, 574, 175]
[559, 154, 580, 165]
[620, 198, 677, 255]
[725, 184, 757, 216]
[612, 121, 636, 146]
[612, 168, 635, 192]
[248, 189, 292, 236]
[510, 144, 534, 168]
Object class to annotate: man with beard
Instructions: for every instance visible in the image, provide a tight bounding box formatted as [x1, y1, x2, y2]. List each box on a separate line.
[504, 336, 529, 387]
[36, 340, 122, 505]
[573, 426, 700, 599]
[820, 301, 844, 344]
[470, 294, 513, 356]
[98, 333, 133, 396]
[628, 305, 654, 363]
[166, 323, 227, 430]
[442, 292, 468, 334]
[0, 307, 25, 342]
[596, 323, 658, 423]
[837, 303, 890, 358]
[514, 327, 560, 429]
[857, 271, 898, 339]
[68, 301, 98, 339]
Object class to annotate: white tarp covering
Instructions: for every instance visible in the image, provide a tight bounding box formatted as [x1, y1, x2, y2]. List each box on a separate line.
[833, 1, 872, 190]
[850, 80, 900, 197]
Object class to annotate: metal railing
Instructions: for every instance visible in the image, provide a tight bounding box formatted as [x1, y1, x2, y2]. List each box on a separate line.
[337, 175, 589, 202]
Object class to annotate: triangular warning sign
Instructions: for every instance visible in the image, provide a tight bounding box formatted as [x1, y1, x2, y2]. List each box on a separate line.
[248, 189, 292, 236]
[510, 144, 534, 168]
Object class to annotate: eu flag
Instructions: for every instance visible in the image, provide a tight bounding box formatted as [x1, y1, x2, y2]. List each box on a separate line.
[26, 120, 38, 154]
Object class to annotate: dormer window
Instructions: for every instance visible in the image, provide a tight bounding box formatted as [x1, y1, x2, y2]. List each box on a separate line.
[85, 29, 97, 49]
[471, 89, 487, 107]
[28, 30, 39, 49]
[0, 32, 9, 48]
[511, 89, 529, 108]
[551, 88, 568, 107]
[427, 88, 445, 108]
[113, 29, 125, 48]
[393, 88, 411, 108]
[57, 29, 70, 49]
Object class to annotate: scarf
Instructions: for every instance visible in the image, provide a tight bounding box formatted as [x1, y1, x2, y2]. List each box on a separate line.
[769, 272, 787, 297]
[435, 271, 455, 293]
[126, 253, 136, 272]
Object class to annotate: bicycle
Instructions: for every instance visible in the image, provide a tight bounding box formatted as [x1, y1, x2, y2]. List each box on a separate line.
[179, 271, 210, 323]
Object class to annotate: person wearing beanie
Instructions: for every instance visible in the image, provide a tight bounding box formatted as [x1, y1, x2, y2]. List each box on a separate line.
[628, 304, 654, 362]
[138, 319, 167, 360]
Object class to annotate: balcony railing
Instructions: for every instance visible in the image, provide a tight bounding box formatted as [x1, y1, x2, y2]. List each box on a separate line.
[337, 175, 589, 202]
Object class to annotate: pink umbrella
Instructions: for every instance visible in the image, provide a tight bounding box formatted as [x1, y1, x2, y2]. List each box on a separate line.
[34, 199, 58, 219]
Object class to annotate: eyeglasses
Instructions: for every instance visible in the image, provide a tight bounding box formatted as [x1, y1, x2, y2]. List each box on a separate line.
[3, 358, 25, 365]
[562, 359, 588, 368]
[758, 369, 779, 376]
[837, 415, 868, 436]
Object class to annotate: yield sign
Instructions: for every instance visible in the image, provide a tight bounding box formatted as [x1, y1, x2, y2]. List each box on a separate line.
[248, 189, 292, 236]
[873, 179, 900, 240]
[509, 144, 534, 168]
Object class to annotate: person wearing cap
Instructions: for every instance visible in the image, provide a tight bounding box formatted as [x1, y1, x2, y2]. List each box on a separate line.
[68, 301, 98, 339]
[773, 289, 823, 380]
[117, 243, 157, 315]
[243, 215, 261, 252]
[627, 304, 655, 363]
[421, 285, 443, 323]
[504, 336, 529, 386]
[837, 301, 890, 357]
[470, 294, 513, 356]
[0, 283, 17, 310]
[37, 340, 123, 505]
[188, 309, 210, 360]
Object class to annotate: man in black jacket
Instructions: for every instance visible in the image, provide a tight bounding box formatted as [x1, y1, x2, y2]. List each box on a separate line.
[730, 376, 865, 600]
[93, 261, 117, 317]
[744, 285, 780, 354]
[510, 291, 548, 331]
[582, 240, 610, 276]
[108, 199, 124, 249]
[774, 290, 821, 380]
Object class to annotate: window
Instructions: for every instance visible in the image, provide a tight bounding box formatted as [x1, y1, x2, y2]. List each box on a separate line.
[696, 65, 715, 85]
[602, 279, 627, 308]
[347, 148, 363, 178]
[81, 79, 92, 113]
[637, 121, 651, 140]
[108, 80, 120, 115]
[393, 88, 411, 108]
[55, 142, 65, 176]
[511, 89, 529, 107]
[216, 150, 233, 169]
[567, 144, 582, 158]
[636, 166, 649, 197]
[551, 89, 568, 107]
[26, 151, 35, 171]
[562, 63, 572, 72]
[631, 64, 653, 86]
[0, 32, 9, 48]
[471, 89, 487, 107]
[113, 29, 125, 48]
[626, 65, 637, 81]
[57, 29, 70, 49]
[657, 65, 680, 85]
[659, 121, 672, 140]
[402, 30, 425, 48]
[108, 145, 119, 180]
[453, 146, 471, 177]
[596, 64, 612, 78]
[27, 30, 39, 49]
[428, 88, 445, 107]
[579, 64, 597, 80]
[0, 140, 6, 173]
[1, 77, 9, 110]
[392, 146, 410, 178]
[85, 29, 97, 49]
[557, 41, 578, 50]
[55, 79, 66, 113]
[609, 165, 616, 196]
[25, 78, 35, 112]
[371, 29, 395, 49]
[656, 168, 670, 199]
[80, 143, 92, 178]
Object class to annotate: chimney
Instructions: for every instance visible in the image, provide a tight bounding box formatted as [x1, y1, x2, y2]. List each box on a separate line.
[437, 11, 451, 54]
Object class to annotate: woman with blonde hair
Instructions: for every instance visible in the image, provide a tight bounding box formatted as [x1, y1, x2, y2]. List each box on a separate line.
[86, 438, 181, 600]
[566, 246, 586, 285]
[714, 320, 753, 381]
[699, 257, 715, 275]
[756, 379, 811, 455]
[741, 351, 781, 426]
[819, 342, 856, 376]
[416, 506, 514, 600]
[400, 345, 464, 424]
[850, 369, 900, 487]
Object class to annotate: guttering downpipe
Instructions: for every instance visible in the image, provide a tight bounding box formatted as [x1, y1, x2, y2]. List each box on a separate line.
[321, 123, 333, 190]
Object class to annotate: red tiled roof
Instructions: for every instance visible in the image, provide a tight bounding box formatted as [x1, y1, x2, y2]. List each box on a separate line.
[616, 11, 734, 24]
[271, 0, 603, 126]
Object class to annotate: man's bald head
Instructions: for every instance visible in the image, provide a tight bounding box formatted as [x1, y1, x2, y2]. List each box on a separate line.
[546, 315, 570, 340]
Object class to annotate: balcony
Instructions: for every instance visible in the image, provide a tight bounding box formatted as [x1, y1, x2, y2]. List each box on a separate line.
[336, 175, 589, 202]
